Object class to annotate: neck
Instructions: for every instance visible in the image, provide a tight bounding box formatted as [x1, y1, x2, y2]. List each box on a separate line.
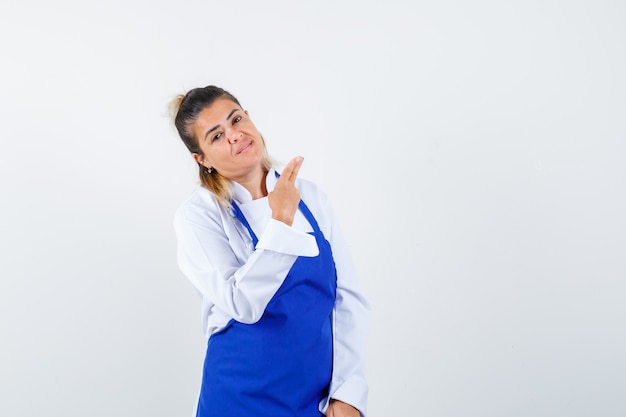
[236, 166, 268, 200]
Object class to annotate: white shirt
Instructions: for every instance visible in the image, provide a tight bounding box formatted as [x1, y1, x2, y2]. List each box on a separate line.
[174, 169, 370, 416]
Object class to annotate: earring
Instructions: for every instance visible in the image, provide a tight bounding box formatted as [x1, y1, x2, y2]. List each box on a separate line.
[205, 166, 213, 174]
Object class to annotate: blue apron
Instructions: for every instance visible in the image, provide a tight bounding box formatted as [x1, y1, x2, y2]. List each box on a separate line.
[196, 197, 337, 417]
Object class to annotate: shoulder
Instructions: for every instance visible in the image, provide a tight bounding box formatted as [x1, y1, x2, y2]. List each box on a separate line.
[174, 186, 225, 229]
[295, 176, 329, 206]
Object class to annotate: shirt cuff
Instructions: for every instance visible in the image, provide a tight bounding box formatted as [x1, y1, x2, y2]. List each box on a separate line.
[256, 218, 319, 257]
[320, 375, 369, 417]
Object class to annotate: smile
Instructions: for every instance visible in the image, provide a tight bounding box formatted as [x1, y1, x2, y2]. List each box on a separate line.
[236, 142, 252, 154]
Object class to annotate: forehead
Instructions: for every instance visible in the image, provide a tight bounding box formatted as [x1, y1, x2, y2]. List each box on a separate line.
[192, 98, 242, 137]
[197, 98, 241, 125]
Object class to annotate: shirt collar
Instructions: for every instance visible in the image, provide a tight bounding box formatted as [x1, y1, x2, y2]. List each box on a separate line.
[230, 168, 278, 204]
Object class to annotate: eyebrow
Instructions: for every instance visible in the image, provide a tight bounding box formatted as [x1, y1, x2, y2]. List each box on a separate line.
[203, 108, 240, 141]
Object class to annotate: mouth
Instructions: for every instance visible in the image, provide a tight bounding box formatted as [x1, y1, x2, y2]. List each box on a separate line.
[236, 141, 252, 155]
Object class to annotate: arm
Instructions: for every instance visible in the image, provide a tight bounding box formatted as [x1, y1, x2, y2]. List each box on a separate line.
[174, 207, 316, 324]
[174, 157, 309, 325]
[323, 198, 371, 417]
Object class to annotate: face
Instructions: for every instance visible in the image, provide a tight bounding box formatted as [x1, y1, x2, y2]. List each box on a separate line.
[191, 98, 265, 183]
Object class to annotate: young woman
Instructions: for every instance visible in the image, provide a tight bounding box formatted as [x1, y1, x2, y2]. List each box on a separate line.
[170, 86, 370, 417]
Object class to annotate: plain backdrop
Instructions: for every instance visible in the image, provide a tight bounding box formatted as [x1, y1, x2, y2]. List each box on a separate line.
[1, 1, 625, 416]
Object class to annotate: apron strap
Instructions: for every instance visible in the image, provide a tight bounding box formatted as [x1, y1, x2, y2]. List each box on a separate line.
[231, 201, 259, 247]
[230, 171, 322, 248]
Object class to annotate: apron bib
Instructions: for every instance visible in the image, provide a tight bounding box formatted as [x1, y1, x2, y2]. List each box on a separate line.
[196, 197, 337, 417]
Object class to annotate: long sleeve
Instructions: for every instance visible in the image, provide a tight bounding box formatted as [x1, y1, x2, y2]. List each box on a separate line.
[174, 190, 318, 326]
[320, 196, 371, 417]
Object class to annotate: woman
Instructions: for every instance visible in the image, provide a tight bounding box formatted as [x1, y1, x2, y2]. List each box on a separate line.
[170, 85, 370, 417]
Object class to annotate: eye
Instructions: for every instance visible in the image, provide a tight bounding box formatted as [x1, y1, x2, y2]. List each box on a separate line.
[233, 115, 242, 124]
[212, 132, 223, 142]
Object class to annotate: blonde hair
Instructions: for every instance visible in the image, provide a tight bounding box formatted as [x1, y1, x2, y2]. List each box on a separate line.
[169, 86, 272, 207]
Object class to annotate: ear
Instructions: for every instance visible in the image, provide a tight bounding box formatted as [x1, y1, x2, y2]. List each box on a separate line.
[244, 109, 249, 116]
[192, 153, 204, 165]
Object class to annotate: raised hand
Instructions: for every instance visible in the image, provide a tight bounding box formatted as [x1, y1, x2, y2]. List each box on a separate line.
[268, 156, 304, 226]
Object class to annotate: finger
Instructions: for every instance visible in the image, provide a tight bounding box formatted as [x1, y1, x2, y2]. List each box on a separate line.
[289, 156, 303, 181]
[283, 156, 303, 182]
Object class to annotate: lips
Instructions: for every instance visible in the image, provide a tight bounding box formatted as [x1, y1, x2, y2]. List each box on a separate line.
[236, 141, 252, 155]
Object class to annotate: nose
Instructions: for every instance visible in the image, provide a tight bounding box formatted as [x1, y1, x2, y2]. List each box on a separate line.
[228, 131, 242, 144]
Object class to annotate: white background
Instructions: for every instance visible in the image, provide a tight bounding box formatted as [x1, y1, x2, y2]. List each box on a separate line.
[1, 1, 625, 416]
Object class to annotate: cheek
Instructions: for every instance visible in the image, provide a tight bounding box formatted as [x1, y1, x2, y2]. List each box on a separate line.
[208, 144, 232, 162]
